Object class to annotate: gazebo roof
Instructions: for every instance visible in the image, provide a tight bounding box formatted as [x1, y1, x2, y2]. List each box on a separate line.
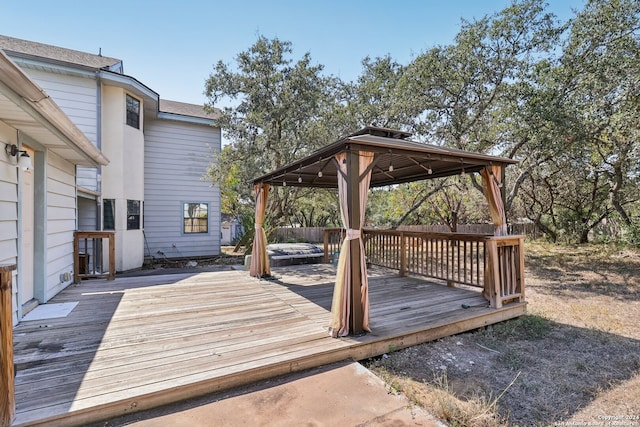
[252, 126, 518, 188]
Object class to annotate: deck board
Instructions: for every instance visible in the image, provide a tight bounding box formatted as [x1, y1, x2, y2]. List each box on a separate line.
[11, 264, 525, 426]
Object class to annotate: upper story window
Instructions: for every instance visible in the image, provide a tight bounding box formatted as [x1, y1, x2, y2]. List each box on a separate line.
[126, 94, 140, 129]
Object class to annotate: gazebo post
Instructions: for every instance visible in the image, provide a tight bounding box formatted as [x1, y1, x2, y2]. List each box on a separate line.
[347, 149, 364, 334]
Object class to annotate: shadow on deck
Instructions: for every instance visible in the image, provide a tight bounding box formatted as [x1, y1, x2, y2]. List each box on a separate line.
[12, 264, 525, 426]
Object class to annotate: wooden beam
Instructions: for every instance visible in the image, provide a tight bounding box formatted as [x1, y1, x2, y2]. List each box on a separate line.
[0, 264, 16, 427]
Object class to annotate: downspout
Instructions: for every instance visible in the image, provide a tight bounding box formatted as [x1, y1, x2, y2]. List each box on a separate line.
[15, 129, 23, 319]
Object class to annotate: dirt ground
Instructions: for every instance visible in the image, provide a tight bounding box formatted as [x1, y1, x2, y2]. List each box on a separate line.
[364, 242, 640, 426]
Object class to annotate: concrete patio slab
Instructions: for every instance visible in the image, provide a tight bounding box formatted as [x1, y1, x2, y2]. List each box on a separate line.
[97, 361, 443, 427]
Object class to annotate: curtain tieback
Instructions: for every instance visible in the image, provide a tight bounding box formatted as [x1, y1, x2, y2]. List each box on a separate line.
[346, 228, 361, 240]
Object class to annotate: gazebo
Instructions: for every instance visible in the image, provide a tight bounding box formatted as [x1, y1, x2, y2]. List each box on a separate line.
[250, 126, 520, 337]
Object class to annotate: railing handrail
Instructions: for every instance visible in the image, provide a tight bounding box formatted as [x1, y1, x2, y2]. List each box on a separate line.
[75, 231, 116, 238]
[325, 228, 525, 243]
[323, 228, 525, 309]
[74, 231, 116, 283]
[366, 229, 494, 241]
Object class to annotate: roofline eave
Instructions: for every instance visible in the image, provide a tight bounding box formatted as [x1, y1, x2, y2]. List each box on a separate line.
[0, 51, 109, 166]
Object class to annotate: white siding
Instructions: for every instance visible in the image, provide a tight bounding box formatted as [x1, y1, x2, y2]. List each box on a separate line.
[76, 166, 98, 192]
[144, 120, 221, 259]
[0, 122, 19, 324]
[21, 68, 100, 191]
[22, 69, 98, 144]
[44, 152, 76, 300]
[77, 197, 97, 230]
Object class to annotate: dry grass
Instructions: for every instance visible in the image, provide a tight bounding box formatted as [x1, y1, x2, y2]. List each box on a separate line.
[365, 241, 640, 426]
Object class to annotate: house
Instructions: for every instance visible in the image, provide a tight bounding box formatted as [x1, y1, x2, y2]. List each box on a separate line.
[221, 213, 244, 245]
[0, 50, 108, 325]
[0, 35, 221, 324]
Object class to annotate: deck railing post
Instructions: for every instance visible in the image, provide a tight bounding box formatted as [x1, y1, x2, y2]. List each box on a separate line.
[73, 232, 80, 284]
[484, 239, 501, 308]
[324, 229, 330, 264]
[400, 231, 407, 277]
[108, 233, 115, 280]
[0, 264, 17, 427]
[517, 236, 525, 301]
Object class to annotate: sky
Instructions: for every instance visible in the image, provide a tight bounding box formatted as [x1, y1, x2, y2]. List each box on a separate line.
[1, 1, 584, 107]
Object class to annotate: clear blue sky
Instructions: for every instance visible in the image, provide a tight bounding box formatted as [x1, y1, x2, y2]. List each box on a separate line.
[1, 1, 583, 107]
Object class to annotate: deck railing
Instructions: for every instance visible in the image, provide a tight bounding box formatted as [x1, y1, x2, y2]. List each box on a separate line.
[1, 264, 16, 427]
[323, 228, 525, 308]
[73, 231, 115, 283]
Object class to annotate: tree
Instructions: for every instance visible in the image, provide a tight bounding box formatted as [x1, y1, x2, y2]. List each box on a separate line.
[561, 0, 640, 232]
[517, 0, 640, 242]
[343, 55, 414, 131]
[378, 0, 561, 228]
[204, 36, 341, 227]
[402, 0, 559, 150]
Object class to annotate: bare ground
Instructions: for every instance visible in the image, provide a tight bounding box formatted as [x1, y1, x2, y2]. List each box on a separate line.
[364, 242, 640, 426]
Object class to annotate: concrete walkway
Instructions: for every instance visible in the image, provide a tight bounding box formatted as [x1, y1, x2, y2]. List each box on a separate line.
[95, 361, 442, 427]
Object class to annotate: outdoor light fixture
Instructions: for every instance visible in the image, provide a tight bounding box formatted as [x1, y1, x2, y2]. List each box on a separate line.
[318, 171, 323, 178]
[388, 150, 394, 172]
[4, 143, 32, 170]
[298, 176, 303, 183]
[283, 179, 287, 187]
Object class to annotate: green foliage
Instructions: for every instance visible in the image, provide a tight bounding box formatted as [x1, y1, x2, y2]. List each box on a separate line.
[204, 36, 342, 227]
[204, 1, 640, 244]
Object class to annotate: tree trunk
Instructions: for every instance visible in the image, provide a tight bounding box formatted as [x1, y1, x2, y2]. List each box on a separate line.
[579, 229, 590, 244]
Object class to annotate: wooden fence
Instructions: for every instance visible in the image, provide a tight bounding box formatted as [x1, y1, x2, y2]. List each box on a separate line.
[323, 228, 525, 309]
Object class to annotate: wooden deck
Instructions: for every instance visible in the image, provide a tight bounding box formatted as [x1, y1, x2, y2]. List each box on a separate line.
[12, 264, 526, 426]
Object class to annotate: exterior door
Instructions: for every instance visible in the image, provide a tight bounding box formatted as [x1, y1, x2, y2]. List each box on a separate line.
[20, 149, 35, 305]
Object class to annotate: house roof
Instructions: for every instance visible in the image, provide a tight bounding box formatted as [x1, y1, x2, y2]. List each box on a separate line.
[159, 99, 219, 120]
[0, 35, 221, 123]
[0, 35, 122, 71]
[252, 126, 518, 188]
[0, 51, 109, 166]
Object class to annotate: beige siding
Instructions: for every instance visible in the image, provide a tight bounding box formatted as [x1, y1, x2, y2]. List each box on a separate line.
[45, 151, 76, 300]
[101, 86, 145, 271]
[0, 122, 19, 324]
[22, 68, 99, 192]
[22, 69, 98, 143]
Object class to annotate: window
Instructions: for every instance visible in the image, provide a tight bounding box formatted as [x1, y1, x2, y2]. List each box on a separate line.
[183, 203, 208, 234]
[103, 199, 115, 230]
[126, 94, 140, 129]
[127, 200, 141, 230]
